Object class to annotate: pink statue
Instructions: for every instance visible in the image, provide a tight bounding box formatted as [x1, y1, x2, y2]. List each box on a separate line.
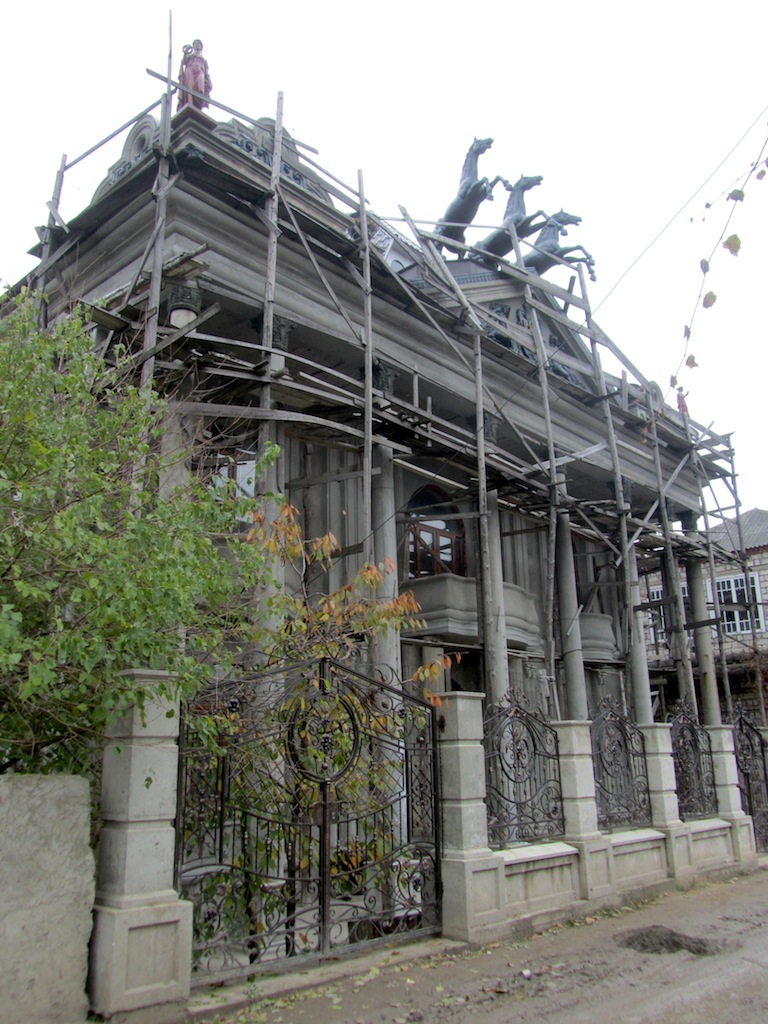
[177, 39, 212, 112]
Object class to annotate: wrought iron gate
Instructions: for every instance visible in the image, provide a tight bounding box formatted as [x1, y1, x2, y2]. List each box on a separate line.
[733, 709, 768, 852]
[175, 659, 440, 982]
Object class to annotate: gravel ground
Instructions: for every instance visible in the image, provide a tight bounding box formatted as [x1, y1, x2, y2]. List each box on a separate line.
[191, 865, 768, 1024]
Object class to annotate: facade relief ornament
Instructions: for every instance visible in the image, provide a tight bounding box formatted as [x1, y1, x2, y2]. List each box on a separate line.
[91, 115, 159, 203]
[213, 119, 333, 206]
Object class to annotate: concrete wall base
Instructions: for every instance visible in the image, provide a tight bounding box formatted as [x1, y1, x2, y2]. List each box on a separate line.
[89, 896, 193, 1018]
[440, 850, 507, 942]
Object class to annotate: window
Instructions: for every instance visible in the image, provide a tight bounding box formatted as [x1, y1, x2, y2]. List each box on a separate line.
[404, 487, 465, 579]
[714, 573, 764, 635]
[649, 573, 764, 642]
[648, 583, 690, 646]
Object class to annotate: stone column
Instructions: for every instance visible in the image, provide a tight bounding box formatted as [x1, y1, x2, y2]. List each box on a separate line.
[628, 544, 654, 724]
[89, 672, 192, 1023]
[370, 444, 401, 682]
[556, 511, 589, 719]
[686, 554, 721, 723]
[553, 721, 612, 899]
[439, 692, 507, 942]
[487, 491, 510, 703]
[707, 725, 757, 864]
[638, 724, 690, 880]
[681, 513, 721, 726]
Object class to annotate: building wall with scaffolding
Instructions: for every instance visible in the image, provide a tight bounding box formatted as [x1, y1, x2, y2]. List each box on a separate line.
[644, 508, 768, 722]
[24, 87, 747, 730]
[16, 70, 767, 1014]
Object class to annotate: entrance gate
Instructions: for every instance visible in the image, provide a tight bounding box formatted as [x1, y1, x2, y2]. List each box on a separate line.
[175, 659, 441, 982]
[733, 709, 768, 852]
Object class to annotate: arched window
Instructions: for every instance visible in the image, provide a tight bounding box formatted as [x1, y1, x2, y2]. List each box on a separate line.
[404, 487, 466, 578]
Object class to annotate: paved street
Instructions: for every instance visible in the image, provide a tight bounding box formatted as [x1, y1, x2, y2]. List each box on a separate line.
[191, 864, 768, 1024]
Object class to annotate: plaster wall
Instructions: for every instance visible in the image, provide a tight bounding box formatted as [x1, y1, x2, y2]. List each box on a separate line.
[0, 775, 95, 1024]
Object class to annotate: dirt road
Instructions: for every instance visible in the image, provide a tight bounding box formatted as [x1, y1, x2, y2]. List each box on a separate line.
[195, 867, 768, 1024]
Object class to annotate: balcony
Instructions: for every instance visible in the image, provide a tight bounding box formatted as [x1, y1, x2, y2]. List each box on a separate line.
[405, 574, 542, 649]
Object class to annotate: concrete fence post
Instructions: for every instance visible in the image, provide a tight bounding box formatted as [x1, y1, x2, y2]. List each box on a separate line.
[89, 670, 192, 1023]
[638, 723, 691, 880]
[438, 691, 507, 942]
[638, 724, 682, 827]
[707, 724, 757, 865]
[553, 721, 612, 900]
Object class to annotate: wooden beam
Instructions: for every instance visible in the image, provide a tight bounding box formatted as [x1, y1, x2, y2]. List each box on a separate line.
[131, 303, 221, 370]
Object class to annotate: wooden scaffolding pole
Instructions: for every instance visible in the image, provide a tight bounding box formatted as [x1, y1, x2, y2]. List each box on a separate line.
[36, 154, 68, 328]
[578, 265, 650, 721]
[139, 25, 174, 397]
[647, 395, 698, 714]
[358, 171, 374, 566]
[259, 91, 285, 415]
[473, 331, 501, 701]
[526, 293, 561, 696]
[682, 411, 734, 721]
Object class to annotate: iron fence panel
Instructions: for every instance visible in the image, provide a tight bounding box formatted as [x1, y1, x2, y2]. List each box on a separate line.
[590, 699, 651, 832]
[732, 708, 768, 853]
[668, 702, 718, 821]
[483, 692, 564, 848]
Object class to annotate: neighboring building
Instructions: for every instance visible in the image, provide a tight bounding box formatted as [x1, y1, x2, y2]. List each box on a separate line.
[646, 509, 768, 718]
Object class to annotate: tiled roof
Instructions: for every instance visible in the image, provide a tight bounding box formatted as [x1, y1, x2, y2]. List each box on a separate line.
[709, 508, 768, 553]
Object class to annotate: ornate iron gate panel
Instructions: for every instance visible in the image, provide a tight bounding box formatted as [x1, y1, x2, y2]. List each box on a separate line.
[590, 699, 651, 832]
[669, 703, 718, 821]
[733, 709, 768, 852]
[175, 659, 440, 982]
[483, 692, 564, 848]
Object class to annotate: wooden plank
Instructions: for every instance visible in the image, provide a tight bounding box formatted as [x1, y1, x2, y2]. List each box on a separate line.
[276, 183, 363, 343]
[169, 401, 413, 454]
[286, 467, 381, 489]
[131, 303, 220, 370]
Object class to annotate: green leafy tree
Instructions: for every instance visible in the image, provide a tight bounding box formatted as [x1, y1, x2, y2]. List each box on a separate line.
[0, 295, 276, 774]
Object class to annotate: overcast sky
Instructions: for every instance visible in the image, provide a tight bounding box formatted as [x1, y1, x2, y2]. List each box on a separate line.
[5, 1, 767, 513]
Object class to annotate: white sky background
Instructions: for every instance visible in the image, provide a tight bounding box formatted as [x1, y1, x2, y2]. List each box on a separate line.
[4, 0, 767, 512]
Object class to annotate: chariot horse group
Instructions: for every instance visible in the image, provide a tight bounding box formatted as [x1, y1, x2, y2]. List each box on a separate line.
[433, 138, 596, 282]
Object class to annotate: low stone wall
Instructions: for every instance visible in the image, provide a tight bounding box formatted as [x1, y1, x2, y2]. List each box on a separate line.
[0, 775, 95, 1024]
[438, 693, 760, 945]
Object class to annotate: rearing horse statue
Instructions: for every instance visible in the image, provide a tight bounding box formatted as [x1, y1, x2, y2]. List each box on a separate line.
[471, 174, 546, 264]
[434, 138, 501, 255]
[525, 210, 597, 282]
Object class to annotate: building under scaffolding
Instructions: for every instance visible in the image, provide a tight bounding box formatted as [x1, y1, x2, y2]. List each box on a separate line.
[22, 70, 756, 733]
[18, 55, 768, 1008]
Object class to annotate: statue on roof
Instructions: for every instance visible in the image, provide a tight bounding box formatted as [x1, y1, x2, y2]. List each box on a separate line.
[524, 210, 597, 282]
[434, 138, 501, 255]
[471, 174, 546, 265]
[177, 39, 212, 112]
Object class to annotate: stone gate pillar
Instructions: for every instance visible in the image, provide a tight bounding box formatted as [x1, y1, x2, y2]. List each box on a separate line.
[439, 691, 507, 942]
[89, 671, 192, 1023]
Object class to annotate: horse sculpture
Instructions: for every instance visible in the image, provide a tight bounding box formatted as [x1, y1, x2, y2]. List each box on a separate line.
[434, 138, 501, 254]
[471, 174, 546, 264]
[524, 210, 596, 281]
